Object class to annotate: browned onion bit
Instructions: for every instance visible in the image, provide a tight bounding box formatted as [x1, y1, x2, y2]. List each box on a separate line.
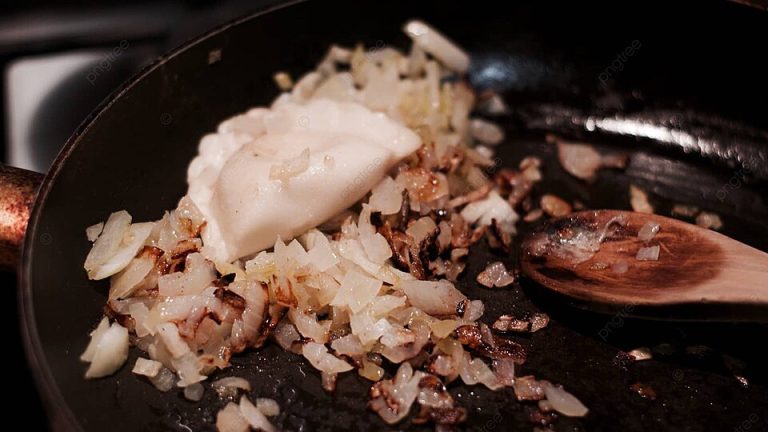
[454, 324, 526, 362]
[629, 382, 657, 400]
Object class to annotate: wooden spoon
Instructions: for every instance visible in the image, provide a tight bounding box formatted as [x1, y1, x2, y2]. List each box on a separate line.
[519, 210, 768, 321]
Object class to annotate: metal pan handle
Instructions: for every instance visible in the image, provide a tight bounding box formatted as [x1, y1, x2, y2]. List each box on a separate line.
[0, 164, 43, 270]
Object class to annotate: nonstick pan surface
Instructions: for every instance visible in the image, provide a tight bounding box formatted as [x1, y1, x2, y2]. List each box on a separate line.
[17, 1, 768, 430]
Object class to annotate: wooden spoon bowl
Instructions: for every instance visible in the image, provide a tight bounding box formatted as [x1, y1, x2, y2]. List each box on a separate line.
[519, 210, 768, 321]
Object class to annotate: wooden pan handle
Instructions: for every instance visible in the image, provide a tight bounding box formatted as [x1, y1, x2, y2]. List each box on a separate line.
[0, 165, 43, 270]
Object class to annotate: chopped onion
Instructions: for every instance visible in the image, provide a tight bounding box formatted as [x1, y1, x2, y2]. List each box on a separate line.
[403, 20, 470, 73]
[695, 211, 723, 230]
[637, 221, 660, 242]
[132, 357, 162, 378]
[540, 194, 572, 218]
[612, 261, 629, 274]
[368, 176, 403, 215]
[630, 185, 654, 214]
[184, 382, 204, 402]
[636, 245, 660, 261]
[476, 261, 515, 288]
[82, 319, 129, 379]
[216, 402, 249, 432]
[469, 119, 504, 145]
[628, 347, 653, 361]
[271, 321, 301, 353]
[86, 222, 104, 242]
[460, 191, 518, 233]
[331, 334, 365, 357]
[212, 377, 252, 399]
[240, 395, 277, 432]
[401, 279, 467, 316]
[331, 269, 382, 314]
[85, 211, 154, 280]
[149, 367, 176, 392]
[405, 217, 437, 245]
[543, 383, 589, 417]
[273, 71, 293, 90]
[256, 398, 280, 417]
[556, 141, 603, 181]
[156, 322, 191, 358]
[302, 342, 354, 374]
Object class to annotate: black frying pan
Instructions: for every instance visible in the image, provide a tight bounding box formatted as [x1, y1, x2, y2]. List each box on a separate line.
[3, 1, 768, 430]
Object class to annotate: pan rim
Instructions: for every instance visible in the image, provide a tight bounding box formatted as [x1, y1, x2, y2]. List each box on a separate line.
[17, 1, 306, 430]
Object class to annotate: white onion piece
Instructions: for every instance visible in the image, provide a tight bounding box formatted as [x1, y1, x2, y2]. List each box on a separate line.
[358, 208, 392, 265]
[331, 334, 365, 357]
[611, 261, 629, 274]
[216, 402, 249, 432]
[272, 321, 301, 352]
[628, 347, 653, 361]
[256, 398, 280, 417]
[158, 253, 216, 297]
[369, 176, 403, 215]
[630, 185, 654, 214]
[637, 221, 660, 242]
[172, 352, 206, 387]
[476, 262, 515, 288]
[149, 367, 176, 392]
[465, 300, 485, 321]
[86, 222, 104, 242]
[84, 211, 131, 278]
[132, 357, 162, 378]
[95, 222, 154, 280]
[304, 230, 339, 271]
[636, 245, 660, 261]
[556, 141, 602, 181]
[239, 396, 278, 432]
[83, 320, 129, 378]
[470, 119, 504, 145]
[460, 191, 518, 233]
[156, 322, 191, 358]
[302, 342, 354, 374]
[543, 383, 589, 417]
[184, 382, 204, 401]
[331, 269, 382, 314]
[109, 251, 156, 300]
[406, 217, 437, 245]
[289, 310, 330, 343]
[401, 279, 467, 316]
[695, 211, 723, 230]
[403, 20, 470, 73]
[80, 317, 109, 363]
[369, 362, 423, 424]
[212, 377, 252, 395]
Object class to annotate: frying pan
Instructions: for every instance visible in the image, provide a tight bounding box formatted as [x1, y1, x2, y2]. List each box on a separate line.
[3, 0, 767, 430]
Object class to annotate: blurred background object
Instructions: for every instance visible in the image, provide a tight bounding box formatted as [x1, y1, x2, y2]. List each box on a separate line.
[0, 0, 277, 172]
